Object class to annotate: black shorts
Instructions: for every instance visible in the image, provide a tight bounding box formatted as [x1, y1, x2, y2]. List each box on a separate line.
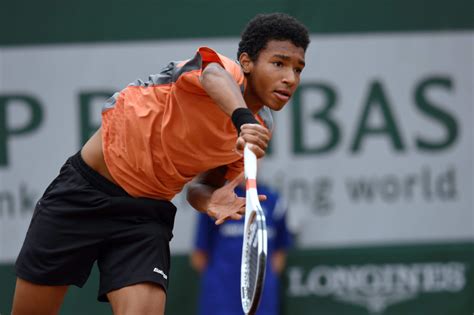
[15, 151, 177, 302]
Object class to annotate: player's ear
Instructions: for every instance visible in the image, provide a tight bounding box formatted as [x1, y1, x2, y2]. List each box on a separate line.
[239, 52, 253, 74]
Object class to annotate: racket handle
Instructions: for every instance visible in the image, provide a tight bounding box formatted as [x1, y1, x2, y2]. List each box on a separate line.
[244, 145, 257, 180]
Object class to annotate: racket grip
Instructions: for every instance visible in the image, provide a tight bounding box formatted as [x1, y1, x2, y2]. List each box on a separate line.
[244, 145, 257, 180]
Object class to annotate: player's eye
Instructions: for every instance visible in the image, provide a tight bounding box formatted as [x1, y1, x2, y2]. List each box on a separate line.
[272, 61, 283, 67]
[295, 67, 303, 74]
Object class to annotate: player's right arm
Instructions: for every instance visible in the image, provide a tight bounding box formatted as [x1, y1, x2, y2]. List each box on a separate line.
[200, 63, 270, 158]
[200, 62, 247, 116]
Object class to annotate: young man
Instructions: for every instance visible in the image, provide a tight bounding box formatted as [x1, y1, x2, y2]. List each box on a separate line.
[191, 182, 292, 315]
[11, 12, 309, 315]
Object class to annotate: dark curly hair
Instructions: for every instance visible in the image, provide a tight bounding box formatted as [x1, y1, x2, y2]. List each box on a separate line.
[237, 13, 310, 61]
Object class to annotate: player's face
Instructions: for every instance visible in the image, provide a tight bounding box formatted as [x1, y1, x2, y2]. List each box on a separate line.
[242, 40, 306, 112]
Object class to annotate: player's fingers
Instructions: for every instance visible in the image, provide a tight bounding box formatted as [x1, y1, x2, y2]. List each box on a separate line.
[215, 216, 227, 225]
[258, 194, 267, 201]
[215, 204, 245, 224]
[242, 134, 268, 158]
[234, 137, 245, 156]
[240, 125, 271, 144]
[246, 143, 265, 158]
[229, 213, 243, 221]
[235, 204, 246, 215]
[239, 130, 271, 142]
[240, 127, 270, 143]
[240, 134, 268, 152]
[241, 123, 270, 134]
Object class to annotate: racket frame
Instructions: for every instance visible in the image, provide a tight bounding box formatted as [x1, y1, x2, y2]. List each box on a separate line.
[240, 146, 268, 315]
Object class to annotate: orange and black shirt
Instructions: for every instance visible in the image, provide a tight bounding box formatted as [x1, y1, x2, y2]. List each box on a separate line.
[102, 47, 273, 200]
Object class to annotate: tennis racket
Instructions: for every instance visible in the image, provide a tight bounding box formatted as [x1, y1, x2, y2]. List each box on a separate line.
[240, 145, 268, 315]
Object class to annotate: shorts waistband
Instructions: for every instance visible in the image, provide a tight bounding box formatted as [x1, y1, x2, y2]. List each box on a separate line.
[69, 151, 177, 232]
[70, 151, 129, 197]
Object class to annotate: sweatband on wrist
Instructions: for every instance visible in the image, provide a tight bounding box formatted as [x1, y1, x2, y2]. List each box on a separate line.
[231, 108, 259, 135]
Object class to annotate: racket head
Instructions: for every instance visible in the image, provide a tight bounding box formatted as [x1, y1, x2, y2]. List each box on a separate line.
[241, 146, 268, 315]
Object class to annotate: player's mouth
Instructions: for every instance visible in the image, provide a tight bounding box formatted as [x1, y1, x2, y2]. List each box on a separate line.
[273, 89, 291, 102]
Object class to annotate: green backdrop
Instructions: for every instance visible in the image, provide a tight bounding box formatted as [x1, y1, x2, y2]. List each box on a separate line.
[0, 0, 472, 46]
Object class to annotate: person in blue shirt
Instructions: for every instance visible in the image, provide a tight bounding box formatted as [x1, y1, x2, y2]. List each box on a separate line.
[191, 183, 292, 315]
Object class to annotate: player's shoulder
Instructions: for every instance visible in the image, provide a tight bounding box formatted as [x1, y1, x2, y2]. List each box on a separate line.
[197, 46, 235, 64]
[197, 46, 243, 76]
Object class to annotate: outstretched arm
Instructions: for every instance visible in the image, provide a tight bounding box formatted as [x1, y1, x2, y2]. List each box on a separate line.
[187, 166, 267, 225]
[187, 166, 245, 225]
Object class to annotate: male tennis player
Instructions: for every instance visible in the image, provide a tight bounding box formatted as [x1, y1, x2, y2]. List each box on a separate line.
[191, 182, 292, 315]
[12, 12, 309, 315]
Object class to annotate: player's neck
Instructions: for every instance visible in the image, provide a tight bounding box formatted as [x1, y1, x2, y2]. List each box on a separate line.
[243, 89, 264, 114]
[247, 103, 264, 114]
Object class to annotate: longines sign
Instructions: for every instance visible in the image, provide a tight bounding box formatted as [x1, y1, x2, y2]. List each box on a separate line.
[288, 262, 467, 314]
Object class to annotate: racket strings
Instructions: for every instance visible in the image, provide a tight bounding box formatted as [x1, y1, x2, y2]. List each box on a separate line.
[247, 221, 260, 300]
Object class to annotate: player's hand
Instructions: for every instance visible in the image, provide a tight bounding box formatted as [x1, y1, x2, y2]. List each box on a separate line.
[207, 173, 266, 225]
[235, 124, 271, 158]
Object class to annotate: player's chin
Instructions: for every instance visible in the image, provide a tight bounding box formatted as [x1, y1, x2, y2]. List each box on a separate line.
[266, 100, 288, 111]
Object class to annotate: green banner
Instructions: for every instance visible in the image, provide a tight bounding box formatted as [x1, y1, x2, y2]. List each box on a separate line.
[283, 242, 474, 315]
[2, 243, 471, 314]
[0, 0, 472, 46]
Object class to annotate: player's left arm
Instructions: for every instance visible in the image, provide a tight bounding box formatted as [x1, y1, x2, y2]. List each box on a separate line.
[187, 166, 246, 225]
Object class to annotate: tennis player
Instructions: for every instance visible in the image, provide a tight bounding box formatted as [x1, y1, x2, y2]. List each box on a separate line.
[11, 12, 309, 315]
[191, 182, 292, 315]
